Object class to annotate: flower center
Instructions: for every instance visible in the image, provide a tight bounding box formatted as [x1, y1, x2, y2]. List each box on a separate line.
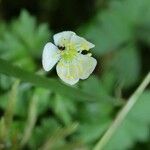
[60, 42, 78, 62]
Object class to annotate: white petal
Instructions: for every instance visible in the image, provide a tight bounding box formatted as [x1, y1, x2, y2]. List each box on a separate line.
[77, 54, 97, 79]
[71, 35, 95, 51]
[53, 31, 76, 46]
[56, 60, 79, 85]
[42, 42, 60, 71]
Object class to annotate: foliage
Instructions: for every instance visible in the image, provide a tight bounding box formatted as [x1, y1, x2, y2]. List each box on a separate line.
[0, 0, 150, 149]
[105, 91, 150, 150]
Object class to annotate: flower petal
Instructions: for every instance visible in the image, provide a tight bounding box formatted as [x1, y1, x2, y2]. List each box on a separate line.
[71, 35, 95, 51]
[78, 54, 97, 79]
[56, 60, 79, 85]
[53, 31, 76, 47]
[42, 42, 60, 71]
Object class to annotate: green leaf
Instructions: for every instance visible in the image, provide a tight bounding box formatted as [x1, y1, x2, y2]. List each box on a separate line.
[76, 76, 113, 143]
[80, 3, 132, 55]
[29, 118, 59, 149]
[51, 94, 77, 125]
[106, 45, 141, 88]
[40, 123, 78, 150]
[33, 88, 51, 115]
[11, 10, 50, 58]
[0, 10, 50, 72]
[81, 76, 114, 102]
[0, 74, 14, 90]
[80, 0, 150, 55]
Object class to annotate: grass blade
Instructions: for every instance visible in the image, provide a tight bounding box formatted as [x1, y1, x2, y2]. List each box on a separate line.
[0, 58, 97, 101]
[93, 72, 150, 150]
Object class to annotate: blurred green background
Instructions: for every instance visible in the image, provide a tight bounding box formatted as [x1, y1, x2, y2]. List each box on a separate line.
[0, 0, 150, 149]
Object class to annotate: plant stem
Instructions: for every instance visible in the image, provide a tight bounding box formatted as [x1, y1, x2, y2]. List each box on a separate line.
[93, 72, 150, 150]
[0, 58, 96, 102]
[20, 93, 38, 147]
[4, 80, 19, 139]
[39, 123, 78, 150]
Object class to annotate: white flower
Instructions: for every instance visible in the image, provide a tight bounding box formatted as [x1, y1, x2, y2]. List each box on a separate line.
[42, 31, 97, 85]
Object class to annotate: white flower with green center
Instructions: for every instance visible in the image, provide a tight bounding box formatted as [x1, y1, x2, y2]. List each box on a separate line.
[42, 31, 97, 85]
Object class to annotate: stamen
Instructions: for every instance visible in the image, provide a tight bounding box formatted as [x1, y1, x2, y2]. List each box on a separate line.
[81, 50, 89, 55]
[58, 45, 65, 50]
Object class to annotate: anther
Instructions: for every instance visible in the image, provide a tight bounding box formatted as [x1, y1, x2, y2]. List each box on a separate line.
[58, 46, 65, 50]
[81, 50, 89, 55]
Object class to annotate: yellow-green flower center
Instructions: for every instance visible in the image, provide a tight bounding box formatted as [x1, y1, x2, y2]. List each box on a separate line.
[60, 43, 78, 62]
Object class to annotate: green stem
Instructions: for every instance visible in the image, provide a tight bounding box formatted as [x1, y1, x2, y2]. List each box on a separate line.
[20, 93, 38, 147]
[40, 123, 78, 150]
[93, 72, 150, 150]
[0, 80, 19, 148]
[0, 58, 96, 101]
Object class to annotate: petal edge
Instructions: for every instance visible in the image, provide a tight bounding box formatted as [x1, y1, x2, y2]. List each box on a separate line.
[42, 42, 60, 71]
[78, 54, 97, 79]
